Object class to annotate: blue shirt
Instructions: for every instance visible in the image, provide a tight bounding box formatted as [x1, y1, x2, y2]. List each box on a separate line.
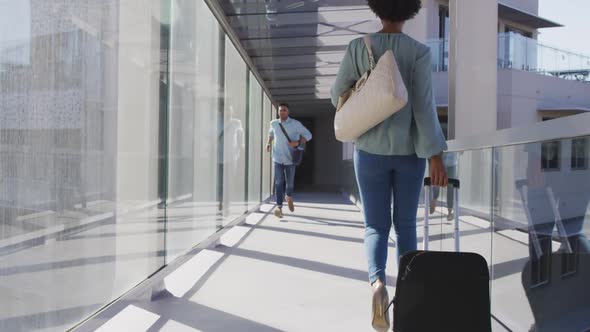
[330, 33, 447, 158]
[268, 117, 313, 165]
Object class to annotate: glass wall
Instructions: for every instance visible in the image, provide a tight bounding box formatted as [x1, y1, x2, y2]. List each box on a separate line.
[0, 1, 164, 330]
[0, 0, 273, 330]
[339, 132, 589, 330]
[420, 150, 493, 266]
[165, 0, 222, 262]
[262, 95, 273, 200]
[270, 100, 276, 198]
[491, 137, 590, 331]
[498, 32, 590, 78]
[247, 73, 262, 209]
[429, 33, 590, 82]
[437, 137, 590, 330]
[222, 39, 248, 222]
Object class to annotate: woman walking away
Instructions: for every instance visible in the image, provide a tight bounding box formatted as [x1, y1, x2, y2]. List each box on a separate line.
[330, 0, 448, 330]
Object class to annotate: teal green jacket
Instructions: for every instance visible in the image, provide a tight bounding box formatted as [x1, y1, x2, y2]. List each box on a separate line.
[330, 33, 447, 158]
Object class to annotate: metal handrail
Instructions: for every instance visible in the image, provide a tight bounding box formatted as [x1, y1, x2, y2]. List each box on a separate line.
[446, 113, 590, 152]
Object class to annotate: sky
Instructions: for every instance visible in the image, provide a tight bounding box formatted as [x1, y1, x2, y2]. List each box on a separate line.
[538, 0, 590, 56]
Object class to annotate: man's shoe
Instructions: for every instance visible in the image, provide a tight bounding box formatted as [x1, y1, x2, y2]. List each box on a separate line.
[274, 208, 283, 218]
[371, 280, 390, 332]
[286, 196, 295, 212]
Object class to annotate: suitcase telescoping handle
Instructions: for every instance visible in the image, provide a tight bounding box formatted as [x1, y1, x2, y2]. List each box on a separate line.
[423, 177, 460, 251]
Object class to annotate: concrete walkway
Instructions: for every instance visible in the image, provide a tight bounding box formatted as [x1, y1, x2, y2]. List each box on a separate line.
[79, 192, 516, 332]
[83, 193, 397, 332]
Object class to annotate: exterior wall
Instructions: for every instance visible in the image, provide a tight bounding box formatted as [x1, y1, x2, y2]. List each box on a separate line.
[435, 69, 590, 130]
[404, 0, 440, 43]
[419, 0, 541, 41]
[424, 0, 590, 132]
[499, 0, 539, 15]
[449, 0, 498, 139]
[497, 69, 590, 128]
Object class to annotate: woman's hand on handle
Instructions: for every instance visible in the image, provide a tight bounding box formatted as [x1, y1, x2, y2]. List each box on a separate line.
[429, 155, 448, 187]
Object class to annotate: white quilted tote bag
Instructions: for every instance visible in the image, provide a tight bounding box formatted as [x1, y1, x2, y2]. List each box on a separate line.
[334, 35, 408, 142]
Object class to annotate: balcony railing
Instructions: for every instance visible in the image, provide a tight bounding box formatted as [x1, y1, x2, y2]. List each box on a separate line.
[428, 33, 590, 82]
[439, 113, 590, 331]
[339, 112, 590, 330]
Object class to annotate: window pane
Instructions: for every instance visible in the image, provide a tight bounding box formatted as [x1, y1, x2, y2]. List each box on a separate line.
[165, 0, 222, 261]
[222, 39, 248, 222]
[492, 137, 590, 330]
[247, 74, 262, 209]
[0, 1, 165, 330]
[571, 138, 588, 170]
[262, 95, 272, 199]
[541, 141, 561, 171]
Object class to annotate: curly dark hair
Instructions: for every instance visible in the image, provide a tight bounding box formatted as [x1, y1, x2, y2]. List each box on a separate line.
[367, 0, 422, 22]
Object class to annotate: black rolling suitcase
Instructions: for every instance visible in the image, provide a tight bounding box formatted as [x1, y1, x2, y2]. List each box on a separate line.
[391, 177, 492, 332]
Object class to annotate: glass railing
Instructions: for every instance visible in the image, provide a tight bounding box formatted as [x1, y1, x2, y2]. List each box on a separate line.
[427, 114, 590, 331]
[428, 38, 449, 72]
[428, 33, 590, 82]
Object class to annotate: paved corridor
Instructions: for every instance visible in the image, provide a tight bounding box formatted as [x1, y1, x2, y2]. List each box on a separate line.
[84, 193, 398, 332]
[80, 192, 511, 332]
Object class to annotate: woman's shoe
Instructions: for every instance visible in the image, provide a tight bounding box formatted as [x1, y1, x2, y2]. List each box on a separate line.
[447, 208, 454, 221]
[429, 199, 437, 214]
[274, 207, 283, 218]
[371, 280, 390, 332]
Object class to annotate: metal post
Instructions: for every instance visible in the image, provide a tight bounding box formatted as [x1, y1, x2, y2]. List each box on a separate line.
[424, 185, 430, 251]
[454, 186, 460, 252]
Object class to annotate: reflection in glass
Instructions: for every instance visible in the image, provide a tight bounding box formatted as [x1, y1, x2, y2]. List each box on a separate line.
[247, 74, 262, 209]
[431, 150, 493, 262]
[262, 97, 273, 199]
[541, 141, 560, 171]
[571, 138, 588, 170]
[222, 39, 248, 223]
[0, 1, 31, 67]
[1, 1, 165, 330]
[492, 137, 590, 331]
[165, 0, 222, 262]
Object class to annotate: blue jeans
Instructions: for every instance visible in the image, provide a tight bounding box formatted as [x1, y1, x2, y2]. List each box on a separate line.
[274, 162, 296, 208]
[354, 149, 426, 284]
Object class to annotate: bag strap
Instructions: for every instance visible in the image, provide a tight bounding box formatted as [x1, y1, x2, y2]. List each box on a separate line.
[363, 35, 376, 70]
[278, 122, 293, 143]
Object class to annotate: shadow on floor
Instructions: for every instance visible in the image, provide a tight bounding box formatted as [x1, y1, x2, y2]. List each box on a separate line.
[289, 193, 353, 205]
[143, 292, 283, 332]
[0, 303, 103, 332]
[215, 246, 397, 286]
[246, 224, 396, 248]
[294, 204, 360, 213]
